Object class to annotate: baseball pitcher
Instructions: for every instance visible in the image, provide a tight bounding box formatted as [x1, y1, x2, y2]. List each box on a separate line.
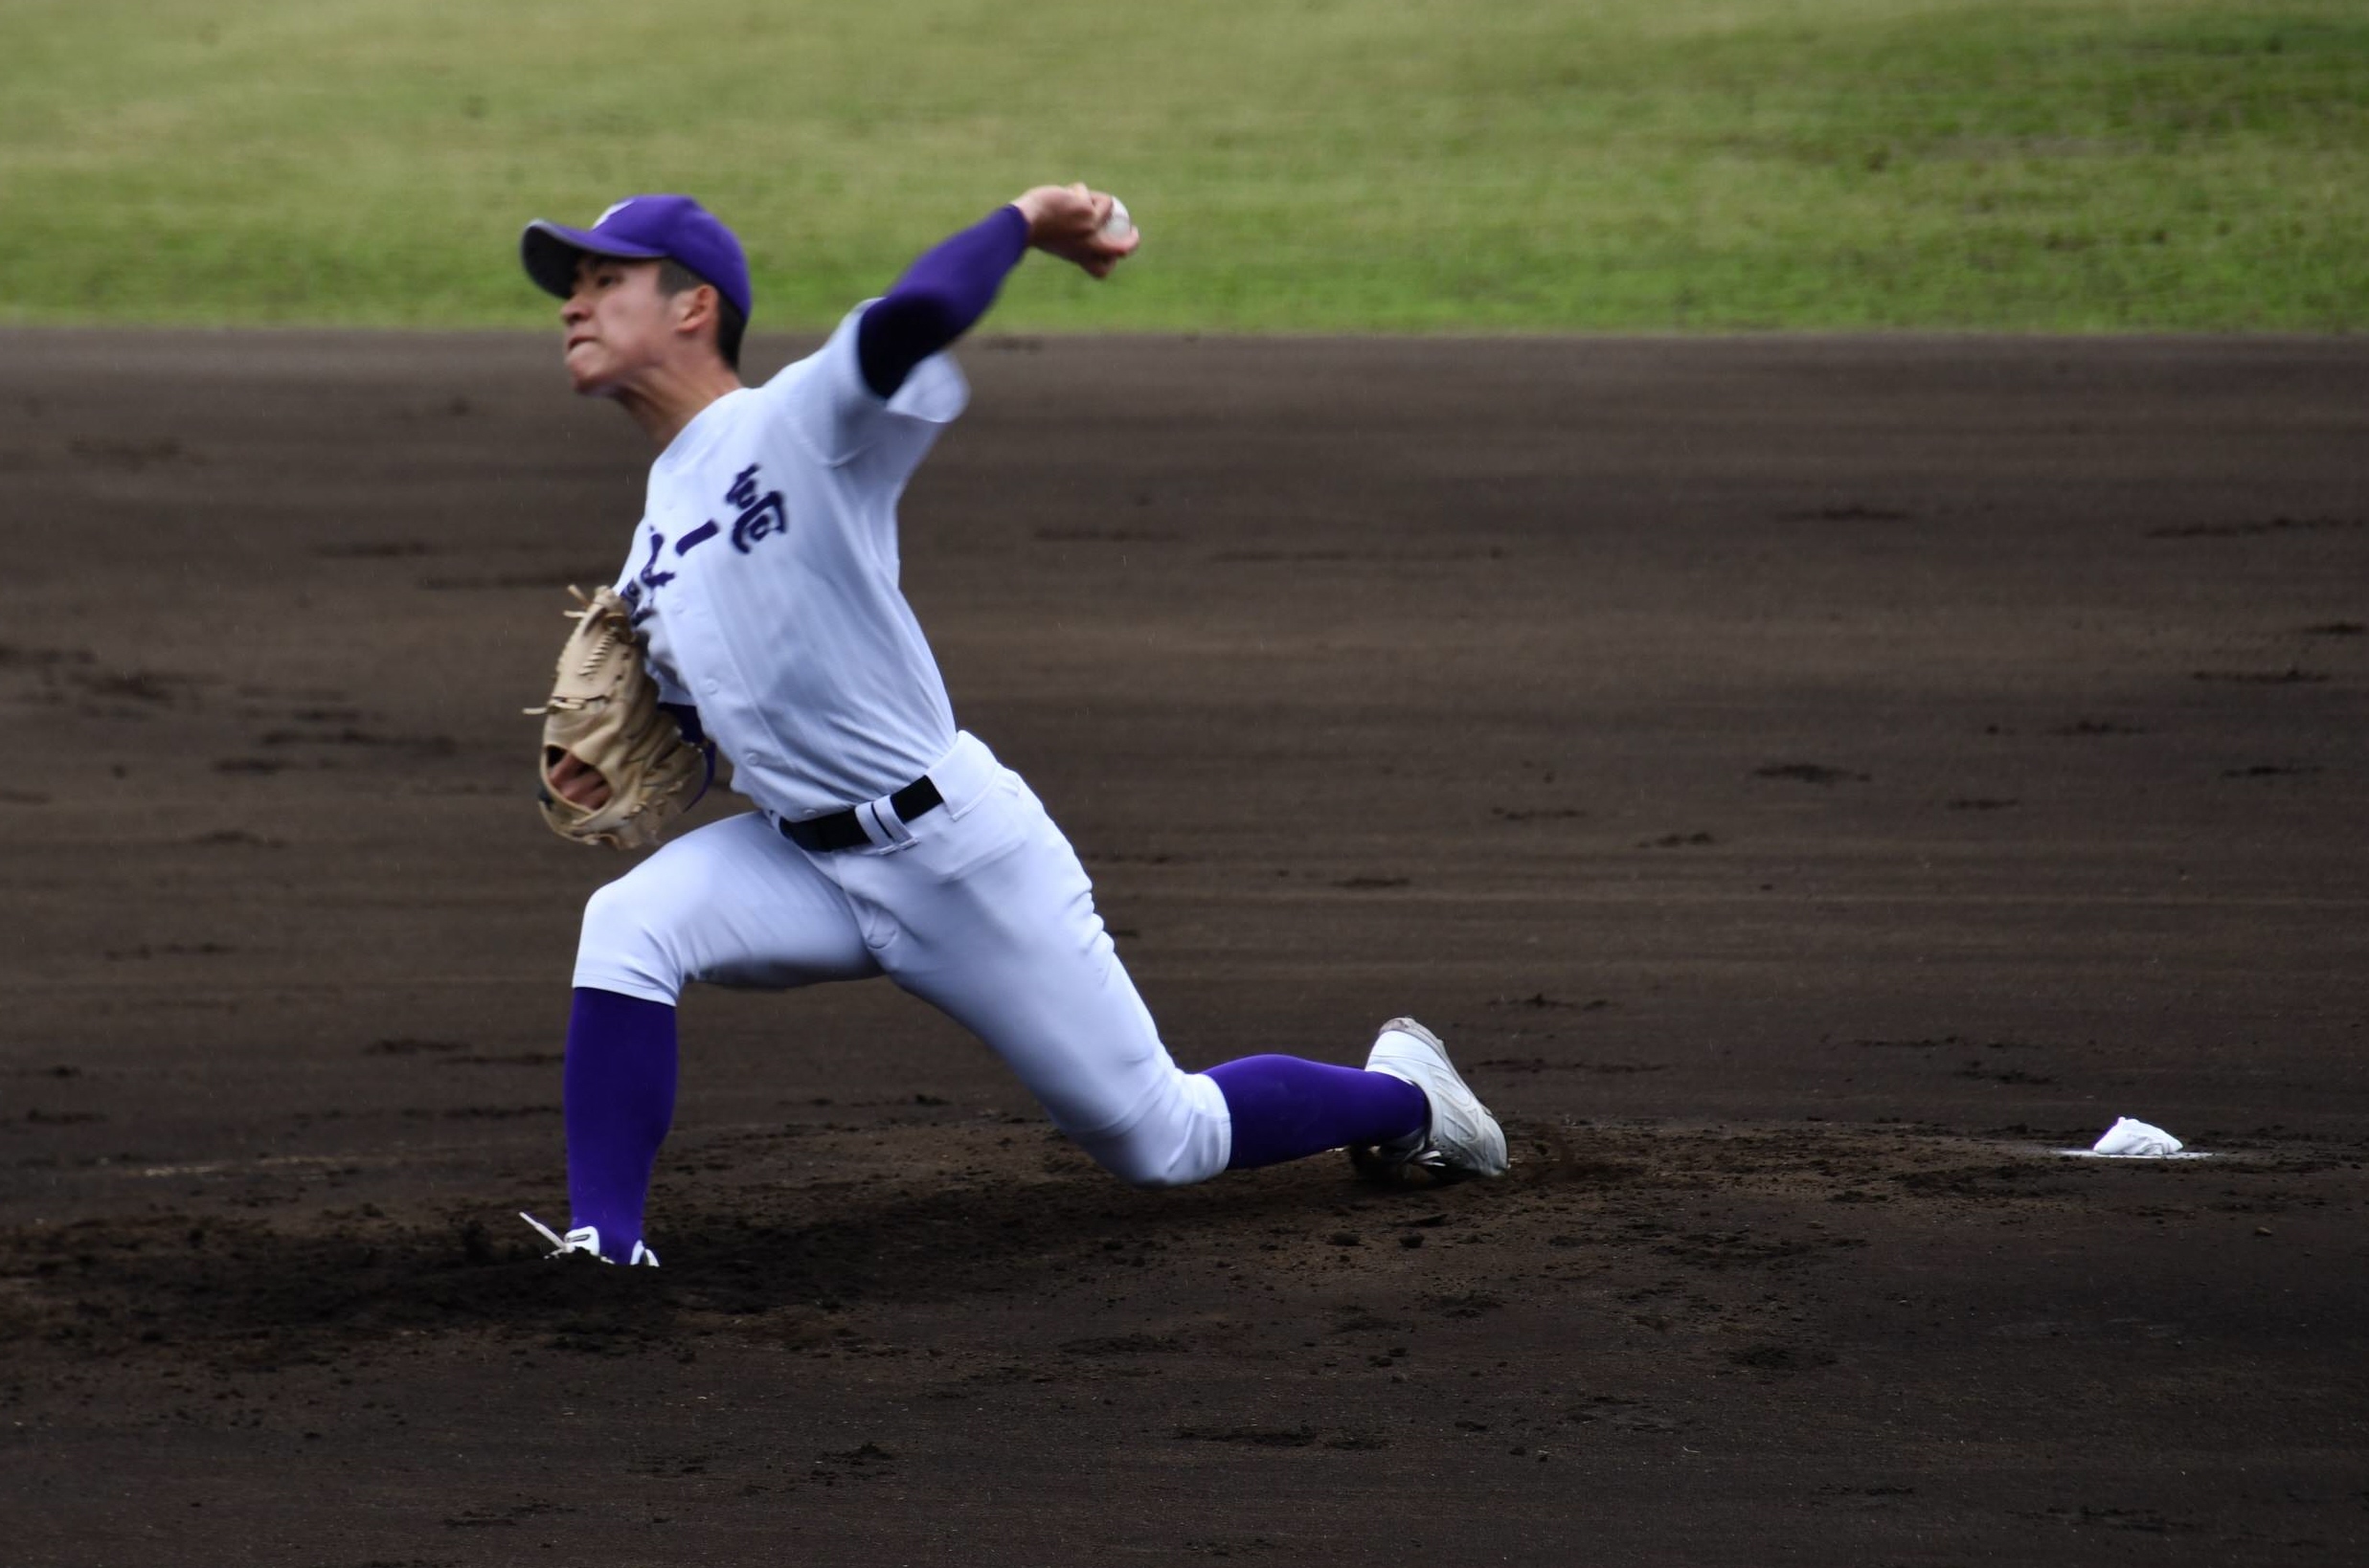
[517, 187, 1505, 1265]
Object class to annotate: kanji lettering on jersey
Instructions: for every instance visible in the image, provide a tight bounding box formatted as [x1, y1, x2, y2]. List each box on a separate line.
[726, 463, 789, 554]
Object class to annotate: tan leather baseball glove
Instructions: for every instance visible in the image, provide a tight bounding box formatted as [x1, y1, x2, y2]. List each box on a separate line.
[529, 586, 709, 850]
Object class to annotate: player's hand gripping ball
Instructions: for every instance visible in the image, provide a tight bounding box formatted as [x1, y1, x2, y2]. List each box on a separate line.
[529, 586, 709, 850]
[1016, 184, 1139, 278]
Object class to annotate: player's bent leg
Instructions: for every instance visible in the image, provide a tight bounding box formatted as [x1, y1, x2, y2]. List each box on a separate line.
[833, 759, 1235, 1186]
[553, 812, 879, 1262]
[839, 749, 1450, 1189]
[889, 912, 1235, 1189]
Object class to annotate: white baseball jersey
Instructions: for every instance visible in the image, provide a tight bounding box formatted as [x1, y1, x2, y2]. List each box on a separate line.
[614, 304, 969, 818]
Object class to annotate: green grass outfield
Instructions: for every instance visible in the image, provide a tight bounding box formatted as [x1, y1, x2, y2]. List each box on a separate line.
[2, 0, 2362, 331]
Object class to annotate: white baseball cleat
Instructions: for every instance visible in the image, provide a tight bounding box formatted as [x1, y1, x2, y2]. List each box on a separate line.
[520, 1211, 659, 1267]
[1352, 1018, 1509, 1181]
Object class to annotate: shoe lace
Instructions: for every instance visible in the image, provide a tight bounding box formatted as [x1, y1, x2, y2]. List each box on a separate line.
[520, 1210, 602, 1259]
[520, 1211, 658, 1266]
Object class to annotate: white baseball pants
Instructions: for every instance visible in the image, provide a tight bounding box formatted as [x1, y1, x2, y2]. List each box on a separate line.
[572, 731, 1234, 1185]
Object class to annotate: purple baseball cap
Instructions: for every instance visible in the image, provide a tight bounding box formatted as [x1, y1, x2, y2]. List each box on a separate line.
[520, 194, 752, 319]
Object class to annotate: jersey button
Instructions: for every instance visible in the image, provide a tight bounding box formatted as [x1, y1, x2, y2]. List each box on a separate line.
[701, 679, 721, 694]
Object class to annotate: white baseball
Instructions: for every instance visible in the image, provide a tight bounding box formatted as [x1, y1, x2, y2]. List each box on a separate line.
[1100, 195, 1134, 242]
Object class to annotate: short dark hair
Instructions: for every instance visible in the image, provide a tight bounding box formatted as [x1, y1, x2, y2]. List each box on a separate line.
[656, 258, 745, 371]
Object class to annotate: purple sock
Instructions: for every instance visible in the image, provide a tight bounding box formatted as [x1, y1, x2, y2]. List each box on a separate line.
[563, 987, 678, 1259]
[1206, 1055, 1428, 1170]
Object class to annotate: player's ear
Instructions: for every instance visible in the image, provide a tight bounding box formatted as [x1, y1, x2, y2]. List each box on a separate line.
[670, 282, 717, 340]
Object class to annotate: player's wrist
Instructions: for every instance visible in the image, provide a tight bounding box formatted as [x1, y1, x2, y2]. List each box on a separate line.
[1009, 186, 1079, 249]
[1008, 190, 1049, 246]
[999, 200, 1039, 253]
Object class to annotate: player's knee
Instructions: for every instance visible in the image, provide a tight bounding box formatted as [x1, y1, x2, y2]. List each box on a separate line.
[577, 877, 641, 954]
[575, 876, 686, 1002]
[1094, 1138, 1206, 1189]
[1079, 1076, 1231, 1189]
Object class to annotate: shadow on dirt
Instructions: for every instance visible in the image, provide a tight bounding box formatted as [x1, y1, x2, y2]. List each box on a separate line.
[0, 1154, 1537, 1360]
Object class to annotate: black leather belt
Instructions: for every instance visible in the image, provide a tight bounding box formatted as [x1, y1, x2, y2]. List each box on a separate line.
[778, 775, 944, 852]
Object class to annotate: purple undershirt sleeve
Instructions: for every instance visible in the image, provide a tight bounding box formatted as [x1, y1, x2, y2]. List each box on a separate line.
[856, 204, 1031, 399]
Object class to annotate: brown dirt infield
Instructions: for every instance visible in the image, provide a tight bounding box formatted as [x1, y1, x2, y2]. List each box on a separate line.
[1, 329, 2364, 1565]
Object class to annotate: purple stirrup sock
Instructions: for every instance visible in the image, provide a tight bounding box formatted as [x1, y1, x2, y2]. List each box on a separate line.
[563, 987, 679, 1259]
[1206, 1055, 1429, 1170]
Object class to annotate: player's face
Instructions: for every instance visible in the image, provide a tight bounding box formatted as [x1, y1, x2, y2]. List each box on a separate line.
[559, 255, 673, 395]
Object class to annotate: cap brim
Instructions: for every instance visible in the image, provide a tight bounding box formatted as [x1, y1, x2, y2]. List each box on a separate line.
[520, 220, 668, 301]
